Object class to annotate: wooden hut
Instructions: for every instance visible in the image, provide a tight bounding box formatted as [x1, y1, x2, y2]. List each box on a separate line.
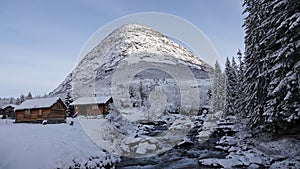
[15, 97, 66, 123]
[1, 104, 16, 119]
[71, 96, 112, 117]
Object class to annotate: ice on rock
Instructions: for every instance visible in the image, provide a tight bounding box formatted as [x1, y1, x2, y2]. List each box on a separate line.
[246, 153, 266, 166]
[249, 163, 260, 169]
[270, 155, 287, 163]
[198, 158, 220, 167]
[136, 142, 157, 155]
[199, 158, 244, 168]
[121, 136, 161, 156]
[217, 158, 244, 168]
[217, 136, 238, 146]
[123, 137, 142, 145]
[228, 146, 240, 152]
[270, 160, 300, 169]
[226, 152, 251, 166]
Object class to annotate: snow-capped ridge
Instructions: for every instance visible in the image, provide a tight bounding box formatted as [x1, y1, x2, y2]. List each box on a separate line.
[50, 23, 213, 98]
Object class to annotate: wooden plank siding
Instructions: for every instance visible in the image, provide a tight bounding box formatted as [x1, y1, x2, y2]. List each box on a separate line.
[72, 96, 112, 118]
[74, 104, 107, 117]
[15, 101, 66, 123]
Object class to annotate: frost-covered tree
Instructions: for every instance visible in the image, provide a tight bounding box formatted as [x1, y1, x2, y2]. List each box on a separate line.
[26, 92, 32, 100]
[243, 0, 300, 131]
[212, 61, 226, 112]
[231, 57, 238, 76]
[15, 97, 21, 105]
[262, 0, 300, 131]
[235, 50, 245, 116]
[65, 92, 74, 117]
[225, 57, 238, 115]
[20, 94, 25, 103]
[243, 0, 269, 126]
[232, 57, 239, 112]
[237, 50, 244, 84]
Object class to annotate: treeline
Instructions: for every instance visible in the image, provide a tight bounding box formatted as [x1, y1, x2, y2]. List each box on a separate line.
[4, 92, 48, 105]
[213, 0, 300, 133]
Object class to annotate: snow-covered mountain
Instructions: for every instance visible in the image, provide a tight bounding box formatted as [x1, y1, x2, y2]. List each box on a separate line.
[49, 24, 213, 110]
[49, 73, 72, 98]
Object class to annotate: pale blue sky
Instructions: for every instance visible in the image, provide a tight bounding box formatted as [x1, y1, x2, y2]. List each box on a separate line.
[0, 0, 244, 97]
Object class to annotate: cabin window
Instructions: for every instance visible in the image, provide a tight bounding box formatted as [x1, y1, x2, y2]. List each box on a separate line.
[38, 109, 42, 117]
[92, 105, 98, 110]
[25, 110, 31, 118]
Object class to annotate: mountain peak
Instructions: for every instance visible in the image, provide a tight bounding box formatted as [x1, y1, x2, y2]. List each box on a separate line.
[50, 24, 213, 98]
[118, 23, 153, 30]
[99, 23, 205, 66]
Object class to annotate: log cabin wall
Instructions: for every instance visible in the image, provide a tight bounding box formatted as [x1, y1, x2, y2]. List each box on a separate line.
[49, 102, 66, 120]
[15, 100, 66, 123]
[75, 104, 109, 116]
[15, 109, 50, 123]
[72, 97, 113, 117]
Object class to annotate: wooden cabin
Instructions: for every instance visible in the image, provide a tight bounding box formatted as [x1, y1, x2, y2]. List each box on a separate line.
[71, 96, 112, 118]
[1, 104, 16, 119]
[15, 97, 66, 123]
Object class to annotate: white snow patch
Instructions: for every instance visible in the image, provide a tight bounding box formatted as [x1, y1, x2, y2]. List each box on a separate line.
[0, 118, 105, 169]
[136, 142, 157, 154]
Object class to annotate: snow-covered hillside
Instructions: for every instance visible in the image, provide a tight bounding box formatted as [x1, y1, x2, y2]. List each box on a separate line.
[49, 24, 213, 104]
[48, 73, 72, 99]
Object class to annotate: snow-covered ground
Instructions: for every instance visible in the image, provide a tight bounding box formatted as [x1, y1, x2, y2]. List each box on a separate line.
[2, 111, 298, 169]
[77, 111, 197, 158]
[0, 118, 111, 169]
[198, 116, 300, 169]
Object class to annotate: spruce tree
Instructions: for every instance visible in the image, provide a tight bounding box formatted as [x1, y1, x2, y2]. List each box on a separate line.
[212, 61, 226, 112]
[236, 50, 245, 116]
[225, 57, 238, 115]
[243, 0, 300, 131]
[243, 0, 272, 127]
[26, 92, 32, 100]
[225, 58, 233, 114]
[20, 94, 25, 103]
[65, 92, 74, 117]
[237, 50, 244, 84]
[15, 97, 21, 105]
[232, 57, 239, 114]
[262, 0, 300, 131]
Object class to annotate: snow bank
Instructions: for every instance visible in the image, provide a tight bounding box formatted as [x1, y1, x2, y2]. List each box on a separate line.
[0, 118, 114, 169]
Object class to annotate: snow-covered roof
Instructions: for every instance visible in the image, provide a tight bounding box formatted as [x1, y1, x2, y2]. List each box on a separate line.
[15, 97, 62, 111]
[71, 96, 112, 105]
[2, 104, 17, 109]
